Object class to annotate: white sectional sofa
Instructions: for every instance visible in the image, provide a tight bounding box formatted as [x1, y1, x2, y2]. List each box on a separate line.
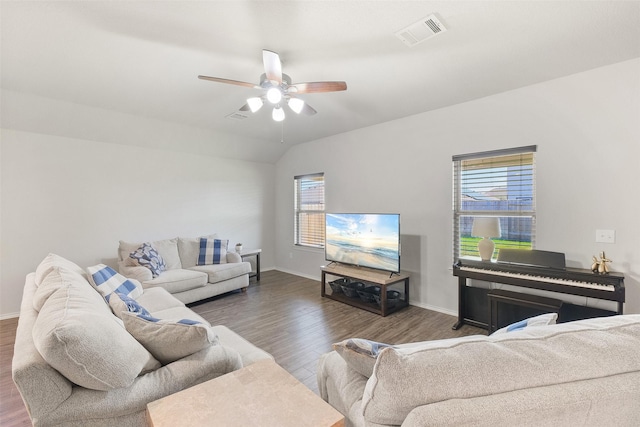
[318, 314, 640, 426]
[118, 236, 251, 304]
[12, 254, 272, 426]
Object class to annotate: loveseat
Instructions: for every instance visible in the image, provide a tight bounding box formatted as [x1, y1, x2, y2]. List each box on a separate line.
[12, 253, 272, 426]
[117, 236, 251, 304]
[318, 314, 640, 426]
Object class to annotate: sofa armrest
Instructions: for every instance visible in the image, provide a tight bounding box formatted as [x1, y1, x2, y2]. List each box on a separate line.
[226, 252, 242, 263]
[118, 260, 152, 283]
[35, 344, 243, 425]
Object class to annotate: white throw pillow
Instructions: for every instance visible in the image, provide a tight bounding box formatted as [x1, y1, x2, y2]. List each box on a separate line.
[121, 312, 218, 365]
[491, 312, 558, 335]
[86, 264, 143, 300]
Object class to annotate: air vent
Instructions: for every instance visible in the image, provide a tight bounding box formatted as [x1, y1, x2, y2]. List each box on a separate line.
[395, 14, 447, 47]
[225, 112, 249, 120]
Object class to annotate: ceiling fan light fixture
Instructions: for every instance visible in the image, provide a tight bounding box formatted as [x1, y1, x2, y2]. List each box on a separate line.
[246, 97, 263, 112]
[266, 87, 283, 104]
[272, 106, 285, 122]
[288, 97, 305, 114]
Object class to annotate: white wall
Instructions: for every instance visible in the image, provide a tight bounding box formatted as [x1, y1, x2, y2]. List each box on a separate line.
[275, 58, 640, 316]
[0, 129, 275, 317]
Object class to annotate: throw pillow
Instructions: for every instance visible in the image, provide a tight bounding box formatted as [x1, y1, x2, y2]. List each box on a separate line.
[491, 312, 558, 335]
[129, 243, 166, 278]
[197, 238, 229, 265]
[120, 312, 219, 365]
[86, 264, 144, 301]
[333, 338, 394, 378]
[109, 291, 151, 320]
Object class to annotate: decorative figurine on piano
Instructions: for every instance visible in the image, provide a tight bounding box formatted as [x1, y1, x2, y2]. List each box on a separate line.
[591, 251, 612, 274]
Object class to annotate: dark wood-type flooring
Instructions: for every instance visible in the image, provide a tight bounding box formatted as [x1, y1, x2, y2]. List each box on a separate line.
[0, 270, 484, 426]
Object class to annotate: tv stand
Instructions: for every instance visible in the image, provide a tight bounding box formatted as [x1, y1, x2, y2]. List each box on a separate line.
[321, 264, 410, 316]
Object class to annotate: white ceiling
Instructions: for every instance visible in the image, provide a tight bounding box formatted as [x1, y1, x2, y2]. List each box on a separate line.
[2, 1, 639, 161]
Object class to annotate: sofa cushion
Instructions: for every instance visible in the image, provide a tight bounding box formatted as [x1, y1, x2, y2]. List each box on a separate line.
[135, 286, 187, 312]
[492, 312, 557, 335]
[34, 253, 87, 286]
[129, 243, 166, 278]
[143, 269, 208, 293]
[109, 292, 151, 319]
[189, 262, 251, 284]
[86, 264, 144, 300]
[333, 338, 393, 378]
[177, 235, 217, 269]
[32, 270, 160, 391]
[119, 238, 182, 270]
[361, 315, 640, 425]
[121, 312, 218, 365]
[197, 238, 228, 265]
[33, 265, 89, 312]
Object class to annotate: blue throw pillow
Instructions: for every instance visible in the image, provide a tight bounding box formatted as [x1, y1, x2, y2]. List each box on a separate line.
[129, 243, 166, 277]
[197, 238, 228, 265]
[108, 292, 151, 318]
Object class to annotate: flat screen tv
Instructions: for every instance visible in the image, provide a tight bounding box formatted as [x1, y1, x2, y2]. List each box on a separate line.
[325, 213, 400, 273]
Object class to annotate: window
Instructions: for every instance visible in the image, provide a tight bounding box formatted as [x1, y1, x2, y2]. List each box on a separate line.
[453, 146, 536, 261]
[294, 173, 325, 248]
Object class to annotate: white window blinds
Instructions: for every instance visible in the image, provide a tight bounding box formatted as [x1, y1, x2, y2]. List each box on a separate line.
[294, 173, 325, 248]
[453, 146, 536, 261]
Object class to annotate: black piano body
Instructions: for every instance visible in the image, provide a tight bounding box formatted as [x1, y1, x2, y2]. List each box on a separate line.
[452, 250, 625, 331]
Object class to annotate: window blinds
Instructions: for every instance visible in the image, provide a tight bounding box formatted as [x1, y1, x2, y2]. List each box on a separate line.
[453, 146, 536, 261]
[294, 173, 325, 248]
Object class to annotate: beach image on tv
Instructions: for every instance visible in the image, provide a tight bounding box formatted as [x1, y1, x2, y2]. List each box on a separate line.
[325, 213, 400, 272]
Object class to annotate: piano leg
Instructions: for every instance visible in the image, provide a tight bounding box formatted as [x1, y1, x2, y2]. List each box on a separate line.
[452, 277, 467, 330]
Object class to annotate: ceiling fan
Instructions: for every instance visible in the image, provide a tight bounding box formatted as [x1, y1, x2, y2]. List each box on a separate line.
[198, 50, 347, 122]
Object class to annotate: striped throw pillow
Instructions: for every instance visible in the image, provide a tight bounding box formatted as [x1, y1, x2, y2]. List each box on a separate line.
[491, 312, 558, 335]
[86, 264, 143, 301]
[197, 238, 228, 265]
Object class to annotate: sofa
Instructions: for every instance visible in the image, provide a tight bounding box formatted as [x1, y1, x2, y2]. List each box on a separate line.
[12, 253, 272, 426]
[117, 236, 251, 304]
[318, 314, 640, 426]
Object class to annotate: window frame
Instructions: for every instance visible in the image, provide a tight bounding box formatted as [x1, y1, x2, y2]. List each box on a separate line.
[294, 173, 325, 249]
[452, 146, 537, 262]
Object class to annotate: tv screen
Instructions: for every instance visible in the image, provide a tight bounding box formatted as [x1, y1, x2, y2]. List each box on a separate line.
[325, 213, 400, 273]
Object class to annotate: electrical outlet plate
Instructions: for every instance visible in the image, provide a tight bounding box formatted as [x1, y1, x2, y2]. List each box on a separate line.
[595, 229, 615, 244]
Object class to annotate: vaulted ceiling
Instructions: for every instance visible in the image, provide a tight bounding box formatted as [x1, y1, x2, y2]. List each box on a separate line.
[2, 1, 639, 162]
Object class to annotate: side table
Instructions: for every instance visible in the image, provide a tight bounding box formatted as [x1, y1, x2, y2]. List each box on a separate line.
[146, 359, 344, 427]
[238, 248, 261, 281]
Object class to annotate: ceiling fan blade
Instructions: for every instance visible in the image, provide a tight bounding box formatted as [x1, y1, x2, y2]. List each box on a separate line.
[198, 75, 259, 89]
[301, 103, 317, 115]
[289, 81, 347, 94]
[263, 50, 282, 84]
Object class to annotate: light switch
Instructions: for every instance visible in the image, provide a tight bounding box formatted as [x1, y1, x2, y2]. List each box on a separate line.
[595, 229, 615, 244]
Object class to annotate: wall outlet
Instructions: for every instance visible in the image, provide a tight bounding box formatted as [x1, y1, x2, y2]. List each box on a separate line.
[595, 229, 615, 244]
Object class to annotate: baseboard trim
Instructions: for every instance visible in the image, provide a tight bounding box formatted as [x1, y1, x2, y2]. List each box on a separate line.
[0, 312, 20, 320]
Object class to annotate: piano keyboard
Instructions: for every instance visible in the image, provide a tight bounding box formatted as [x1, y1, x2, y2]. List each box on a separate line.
[458, 266, 616, 292]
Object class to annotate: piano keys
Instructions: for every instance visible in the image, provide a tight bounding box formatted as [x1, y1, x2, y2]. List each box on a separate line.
[452, 249, 625, 331]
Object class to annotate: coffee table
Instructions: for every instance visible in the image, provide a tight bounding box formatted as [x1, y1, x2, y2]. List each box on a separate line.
[146, 359, 344, 427]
